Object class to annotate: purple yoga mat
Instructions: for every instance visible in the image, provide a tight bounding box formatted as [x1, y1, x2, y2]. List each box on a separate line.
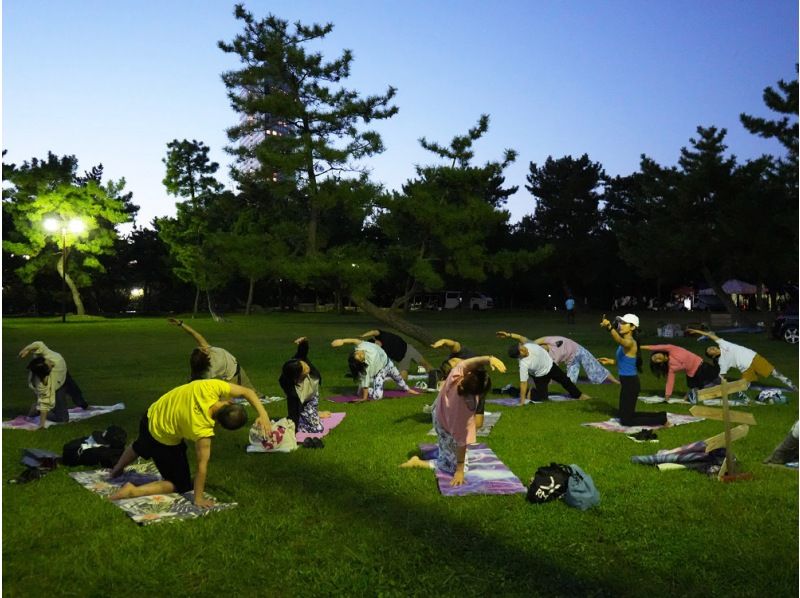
[485, 395, 573, 407]
[418, 442, 527, 496]
[296, 412, 346, 441]
[326, 390, 413, 403]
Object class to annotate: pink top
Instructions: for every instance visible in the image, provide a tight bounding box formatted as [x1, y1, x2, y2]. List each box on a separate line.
[540, 336, 579, 364]
[434, 361, 476, 446]
[648, 344, 703, 398]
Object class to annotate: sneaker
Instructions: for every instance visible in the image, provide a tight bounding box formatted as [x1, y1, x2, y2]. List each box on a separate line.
[686, 388, 698, 404]
[414, 381, 428, 390]
[628, 429, 659, 443]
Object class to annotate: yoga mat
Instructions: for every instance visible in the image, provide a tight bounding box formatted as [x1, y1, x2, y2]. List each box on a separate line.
[326, 389, 413, 403]
[427, 412, 501, 437]
[639, 396, 689, 404]
[3, 403, 126, 430]
[232, 395, 285, 405]
[418, 442, 526, 496]
[639, 395, 750, 406]
[582, 413, 705, 434]
[246, 412, 347, 453]
[486, 395, 572, 407]
[69, 462, 236, 525]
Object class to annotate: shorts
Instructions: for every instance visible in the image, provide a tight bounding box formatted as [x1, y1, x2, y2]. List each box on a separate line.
[396, 343, 424, 373]
[131, 415, 192, 493]
[741, 354, 774, 382]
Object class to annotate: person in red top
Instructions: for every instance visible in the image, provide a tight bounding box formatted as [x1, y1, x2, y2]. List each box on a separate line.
[640, 343, 720, 400]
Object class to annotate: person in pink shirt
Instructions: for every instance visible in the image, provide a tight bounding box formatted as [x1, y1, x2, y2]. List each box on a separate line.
[640, 343, 720, 400]
[400, 355, 506, 486]
[534, 335, 619, 385]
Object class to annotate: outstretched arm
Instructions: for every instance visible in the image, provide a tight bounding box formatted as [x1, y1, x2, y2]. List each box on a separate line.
[431, 338, 462, 353]
[687, 328, 719, 342]
[19, 341, 45, 359]
[168, 318, 210, 348]
[359, 330, 380, 339]
[600, 317, 635, 351]
[331, 338, 361, 348]
[228, 383, 271, 436]
[496, 331, 528, 343]
[193, 438, 214, 507]
[459, 355, 507, 374]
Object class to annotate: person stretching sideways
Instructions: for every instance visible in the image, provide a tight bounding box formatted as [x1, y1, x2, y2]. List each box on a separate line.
[640, 343, 720, 401]
[108, 380, 270, 507]
[400, 356, 506, 486]
[331, 338, 420, 401]
[359, 329, 433, 380]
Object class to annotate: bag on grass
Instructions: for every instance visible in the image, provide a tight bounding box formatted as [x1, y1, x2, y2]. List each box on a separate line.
[62, 426, 127, 468]
[564, 464, 600, 511]
[249, 417, 297, 453]
[526, 462, 571, 504]
[756, 389, 788, 405]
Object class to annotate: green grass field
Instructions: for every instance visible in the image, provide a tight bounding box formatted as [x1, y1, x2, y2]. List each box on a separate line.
[3, 310, 798, 597]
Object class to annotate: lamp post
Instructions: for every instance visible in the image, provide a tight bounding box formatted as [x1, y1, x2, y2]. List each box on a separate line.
[44, 217, 85, 323]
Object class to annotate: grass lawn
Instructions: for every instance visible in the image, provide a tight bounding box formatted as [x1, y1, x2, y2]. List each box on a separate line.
[3, 310, 798, 597]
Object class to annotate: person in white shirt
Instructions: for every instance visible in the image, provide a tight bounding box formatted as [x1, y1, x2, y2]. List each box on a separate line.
[331, 338, 420, 401]
[167, 319, 263, 395]
[496, 331, 590, 405]
[687, 329, 795, 390]
[19, 341, 89, 429]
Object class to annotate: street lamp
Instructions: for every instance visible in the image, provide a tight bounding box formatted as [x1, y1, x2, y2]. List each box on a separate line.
[43, 217, 85, 322]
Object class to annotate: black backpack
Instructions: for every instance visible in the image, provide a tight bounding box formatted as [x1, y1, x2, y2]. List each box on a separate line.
[62, 425, 127, 468]
[526, 463, 572, 504]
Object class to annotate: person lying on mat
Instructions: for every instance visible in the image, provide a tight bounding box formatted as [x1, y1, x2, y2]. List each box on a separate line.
[640, 343, 720, 401]
[19, 341, 89, 429]
[108, 380, 270, 507]
[431, 338, 487, 430]
[685, 328, 796, 391]
[279, 337, 331, 433]
[331, 338, 420, 401]
[598, 314, 667, 427]
[359, 329, 433, 380]
[167, 318, 263, 396]
[400, 356, 506, 486]
[532, 335, 619, 385]
[495, 331, 590, 405]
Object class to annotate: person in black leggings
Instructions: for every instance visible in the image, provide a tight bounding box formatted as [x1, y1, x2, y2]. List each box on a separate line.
[598, 314, 667, 427]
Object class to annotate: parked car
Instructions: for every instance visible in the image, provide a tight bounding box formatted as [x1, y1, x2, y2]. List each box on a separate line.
[772, 305, 799, 344]
[693, 295, 725, 311]
[443, 291, 463, 309]
[468, 292, 494, 311]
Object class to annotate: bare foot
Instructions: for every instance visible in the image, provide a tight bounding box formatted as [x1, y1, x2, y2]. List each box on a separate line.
[109, 482, 136, 501]
[319, 411, 332, 419]
[578, 394, 592, 401]
[399, 455, 430, 469]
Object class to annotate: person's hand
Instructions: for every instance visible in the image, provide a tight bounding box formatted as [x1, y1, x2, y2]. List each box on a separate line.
[293, 336, 307, 344]
[450, 470, 465, 487]
[597, 357, 614, 365]
[258, 416, 272, 436]
[488, 356, 506, 373]
[431, 339, 446, 348]
[407, 388, 421, 395]
[331, 339, 344, 348]
[194, 496, 216, 509]
[600, 315, 611, 330]
[18, 347, 30, 359]
[495, 331, 510, 339]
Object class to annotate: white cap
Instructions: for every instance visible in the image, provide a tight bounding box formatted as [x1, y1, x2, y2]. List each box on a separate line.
[617, 313, 640, 328]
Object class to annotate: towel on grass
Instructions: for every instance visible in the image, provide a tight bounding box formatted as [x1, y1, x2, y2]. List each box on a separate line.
[639, 395, 689, 404]
[246, 412, 347, 453]
[325, 389, 412, 403]
[417, 442, 526, 496]
[485, 396, 573, 407]
[638, 395, 750, 406]
[3, 403, 126, 430]
[582, 413, 705, 434]
[69, 462, 236, 525]
[427, 412, 501, 437]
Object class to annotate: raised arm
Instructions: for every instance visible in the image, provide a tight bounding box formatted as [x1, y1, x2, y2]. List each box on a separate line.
[168, 318, 210, 348]
[459, 355, 507, 374]
[496, 331, 528, 343]
[686, 328, 719, 342]
[292, 337, 310, 361]
[359, 330, 380, 339]
[600, 317, 635, 351]
[227, 383, 271, 435]
[331, 338, 361, 348]
[431, 338, 462, 352]
[19, 341, 46, 359]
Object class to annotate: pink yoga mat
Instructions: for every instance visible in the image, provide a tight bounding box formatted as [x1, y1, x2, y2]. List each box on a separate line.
[296, 412, 346, 441]
[325, 390, 413, 403]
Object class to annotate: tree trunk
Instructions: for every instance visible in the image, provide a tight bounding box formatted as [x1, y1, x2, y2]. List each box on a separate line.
[701, 266, 755, 326]
[207, 291, 224, 323]
[245, 276, 255, 316]
[56, 259, 86, 316]
[350, 293, 436, 346]
[193, 286, 200, 318]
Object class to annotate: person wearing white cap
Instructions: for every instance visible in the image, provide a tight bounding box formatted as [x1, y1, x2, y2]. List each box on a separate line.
[598, 314, 667, 427]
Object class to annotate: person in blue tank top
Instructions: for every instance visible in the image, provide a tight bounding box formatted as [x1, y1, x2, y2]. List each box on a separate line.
[598, 314, 667, 427]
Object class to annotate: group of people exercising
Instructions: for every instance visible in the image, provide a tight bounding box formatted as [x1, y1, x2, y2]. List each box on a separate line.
[18, 313, 795, 499]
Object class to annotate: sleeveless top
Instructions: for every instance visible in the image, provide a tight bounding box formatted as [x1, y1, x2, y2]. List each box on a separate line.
[616, 345, 638, 376]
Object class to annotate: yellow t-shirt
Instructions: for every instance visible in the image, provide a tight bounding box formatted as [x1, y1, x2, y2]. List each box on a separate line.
[147, 379, 231, 445]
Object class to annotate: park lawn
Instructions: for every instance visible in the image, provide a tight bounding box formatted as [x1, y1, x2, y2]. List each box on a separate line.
[2, 310, 798, 597]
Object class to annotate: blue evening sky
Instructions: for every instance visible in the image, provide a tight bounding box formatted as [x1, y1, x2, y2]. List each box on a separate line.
[3, 1, 798, 228]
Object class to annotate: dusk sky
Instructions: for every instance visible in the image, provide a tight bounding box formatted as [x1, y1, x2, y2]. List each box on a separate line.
[3, 1, 798, 229]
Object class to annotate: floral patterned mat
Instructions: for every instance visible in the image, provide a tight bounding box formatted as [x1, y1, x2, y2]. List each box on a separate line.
[68, 461, 237, 525]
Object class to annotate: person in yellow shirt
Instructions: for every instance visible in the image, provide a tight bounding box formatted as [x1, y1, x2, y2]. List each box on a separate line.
[108, 379, 271, 507]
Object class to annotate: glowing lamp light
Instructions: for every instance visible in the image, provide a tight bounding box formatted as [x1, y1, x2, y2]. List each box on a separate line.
[130, 287, 144, 299]
[43, 217, 60, 232]
[68, 218, 85, 234]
